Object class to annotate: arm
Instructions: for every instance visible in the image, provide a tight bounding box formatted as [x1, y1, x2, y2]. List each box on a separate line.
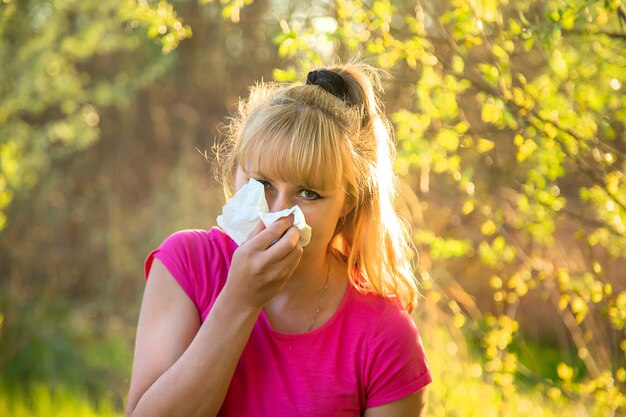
[126, 218, 303, 417]
[125, 258, 261, 417]
[364, 389, 427, 417]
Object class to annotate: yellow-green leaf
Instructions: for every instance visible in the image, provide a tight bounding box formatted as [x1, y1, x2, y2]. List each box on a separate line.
[477, 138, 495, 153]
[435, 129, 460, 152]
[481, 219, 497, 235]
[557, 362, 573, 381]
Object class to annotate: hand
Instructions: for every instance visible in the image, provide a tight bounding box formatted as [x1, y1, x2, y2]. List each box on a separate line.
[222, 215, 303, 309]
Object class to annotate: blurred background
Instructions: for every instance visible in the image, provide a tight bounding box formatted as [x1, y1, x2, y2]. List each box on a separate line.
[0, 0, 625, 416]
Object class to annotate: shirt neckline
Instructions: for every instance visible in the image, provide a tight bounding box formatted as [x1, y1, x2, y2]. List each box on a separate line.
[259, 281, 354, 339]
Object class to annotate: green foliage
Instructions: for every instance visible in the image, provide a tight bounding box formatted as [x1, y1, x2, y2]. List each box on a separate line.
[424, 325, 595, 417]
[0, 0, 189, 232]
[0, 289, 132, 404]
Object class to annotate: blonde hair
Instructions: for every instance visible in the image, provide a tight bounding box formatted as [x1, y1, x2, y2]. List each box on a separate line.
[216, 63, 419, 312]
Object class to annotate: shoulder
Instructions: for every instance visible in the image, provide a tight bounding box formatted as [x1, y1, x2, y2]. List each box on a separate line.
[366, 298, 424, 364]
[161, 227, 236, 254]
[350, 288, 416, 334]
[344, 288, 426, 361]
[145, 228, 237, 277]
[348, 289, 432, 408]
[143, 228, 238, 320]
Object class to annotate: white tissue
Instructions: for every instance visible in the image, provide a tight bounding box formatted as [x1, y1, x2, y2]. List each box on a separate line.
[259, 206, 312, 246]
[216, 179, 312, 247]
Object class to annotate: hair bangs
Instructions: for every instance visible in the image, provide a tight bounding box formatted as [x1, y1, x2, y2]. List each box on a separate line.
[238, 105, 345, 192]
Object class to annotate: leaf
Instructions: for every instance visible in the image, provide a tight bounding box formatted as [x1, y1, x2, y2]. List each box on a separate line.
[516, 139, 537, 162]
[481, 220, 497, 235]
[272, 68, 298, 82]
[550, 50, 568, 80]
[477, 138, 495, 153]
[481, 99, 503, 124]
[557, 362, 573, 381]
[542, 123, 558, 139]
[452, 55, 465, 73]
[508, 18, 522, 35]
[491, 45, 509, 63]
[435, 129, 460, 152]
[455, 121, 469, 134]
[560, 8, 576, 30]
[462, 200, 475, 214]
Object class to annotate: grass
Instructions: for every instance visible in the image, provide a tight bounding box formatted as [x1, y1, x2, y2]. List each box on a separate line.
[0, 382, 123, 417]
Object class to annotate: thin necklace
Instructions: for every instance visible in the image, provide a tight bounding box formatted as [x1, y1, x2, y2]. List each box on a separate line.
[307, 262, 331, 332]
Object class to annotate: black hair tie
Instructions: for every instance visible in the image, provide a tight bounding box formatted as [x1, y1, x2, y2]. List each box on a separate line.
[306, 69, 355, 106]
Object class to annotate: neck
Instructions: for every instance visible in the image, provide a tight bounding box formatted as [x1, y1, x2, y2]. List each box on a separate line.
[281, 252, 331, 298]
[264, 250, 337, 319]
[262, 251, 349, 333]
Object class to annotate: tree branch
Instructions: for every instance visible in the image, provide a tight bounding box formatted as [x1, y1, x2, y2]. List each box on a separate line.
[618, 1, 626, 24]
[562, 28, 626, 40]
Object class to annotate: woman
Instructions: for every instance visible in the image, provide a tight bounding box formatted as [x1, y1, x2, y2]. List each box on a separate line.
[126, 63, 432, 417]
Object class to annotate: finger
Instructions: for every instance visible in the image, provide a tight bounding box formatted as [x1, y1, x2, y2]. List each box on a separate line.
[248, 215, 295, 250]
[266, 226, 301, 259]
[282, 239, 303, 265]
[275, 239, 303, 276]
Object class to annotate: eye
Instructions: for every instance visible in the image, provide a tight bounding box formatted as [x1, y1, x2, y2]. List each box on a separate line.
[255, 179, 272, 190]
[299, 189, 322, 200]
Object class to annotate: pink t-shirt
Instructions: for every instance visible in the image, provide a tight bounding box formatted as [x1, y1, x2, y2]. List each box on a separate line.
[145, 228, 432, 416]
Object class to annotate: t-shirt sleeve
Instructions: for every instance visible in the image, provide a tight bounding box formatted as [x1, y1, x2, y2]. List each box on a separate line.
[364, 305, 432, 408]
[144, 230, 199, 308]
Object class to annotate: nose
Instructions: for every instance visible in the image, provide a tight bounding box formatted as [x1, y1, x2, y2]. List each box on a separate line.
[266, 190, 292, 213]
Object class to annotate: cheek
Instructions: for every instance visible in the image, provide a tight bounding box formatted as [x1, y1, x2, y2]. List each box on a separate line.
[302, 209, 341, 243]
